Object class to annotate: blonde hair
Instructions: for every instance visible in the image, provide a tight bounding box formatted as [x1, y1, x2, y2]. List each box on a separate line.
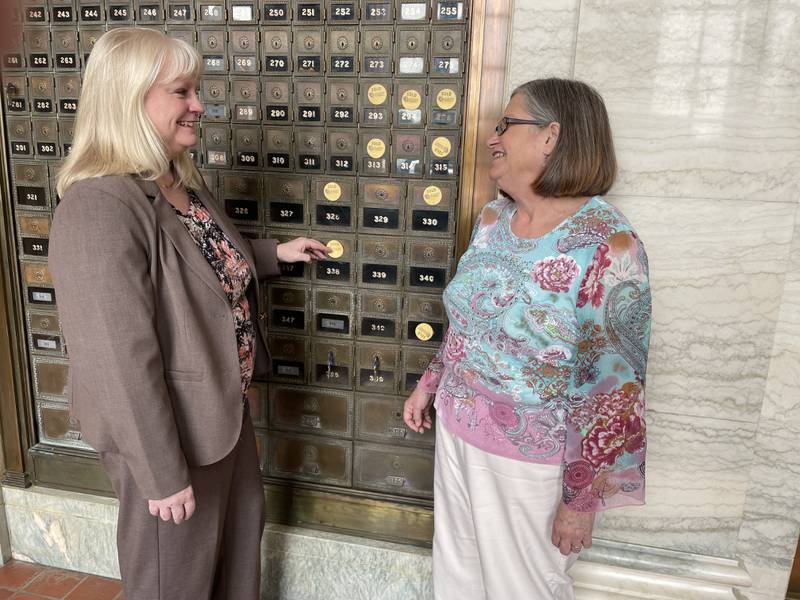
[56, 28, 204, 196]
[512, 78, 617, 197]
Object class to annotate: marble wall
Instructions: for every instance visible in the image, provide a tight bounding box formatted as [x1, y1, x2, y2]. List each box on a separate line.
[507, 1, 800, 598]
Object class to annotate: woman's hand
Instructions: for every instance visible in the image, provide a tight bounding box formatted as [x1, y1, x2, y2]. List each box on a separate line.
[277, 237, 330, 263]
[551, 502, 595, 555]
[403, 387, 434, 433]
[148, 484, 196, 525]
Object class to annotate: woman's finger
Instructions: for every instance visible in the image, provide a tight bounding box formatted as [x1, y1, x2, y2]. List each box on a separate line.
[159, 505, 172, 522]
[171, 504, 185, 525]
[184, 498, 196, 520]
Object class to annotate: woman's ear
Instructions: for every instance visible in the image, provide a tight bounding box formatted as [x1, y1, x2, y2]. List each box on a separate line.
[545, 121, 561, 151]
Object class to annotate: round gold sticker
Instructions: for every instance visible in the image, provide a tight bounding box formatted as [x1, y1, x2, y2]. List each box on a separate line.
[367, 83, 388, 106]
[431, 137, 452, 158]
[367, 138, 386, 159]
[415, 323, 434, 341]
[401, 89, 422, 110]
[423, 185, 443, 206]
[436, 88, 457, 110]
[326, 240, 344, 259]
[323, 182, 342, 202]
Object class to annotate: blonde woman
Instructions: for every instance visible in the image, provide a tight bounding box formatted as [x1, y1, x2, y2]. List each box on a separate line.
[49, 28, 328, 599]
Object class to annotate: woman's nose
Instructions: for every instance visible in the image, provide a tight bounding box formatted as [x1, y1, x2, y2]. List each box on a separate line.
[190, 92, 204, 115]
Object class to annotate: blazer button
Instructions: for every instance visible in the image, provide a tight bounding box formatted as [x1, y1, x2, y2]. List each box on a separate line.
[258, 312, 266, 321]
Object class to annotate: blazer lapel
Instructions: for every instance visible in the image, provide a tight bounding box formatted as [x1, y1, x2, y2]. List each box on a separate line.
[133, 178, 229, 304]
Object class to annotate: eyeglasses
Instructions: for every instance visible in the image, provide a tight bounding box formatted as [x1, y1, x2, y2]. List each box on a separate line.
[494, 116, 550, 136]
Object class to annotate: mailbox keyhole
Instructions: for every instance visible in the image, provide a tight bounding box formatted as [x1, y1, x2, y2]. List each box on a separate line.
[423, 247, 435, 259]
[336, 88, 347, 101]
[212, 134, 221, 144]
[374, 299, 385, 311]
[304, 137, 315, 147]
[209, 86, 220, 98]
[303, 36, 315, 50]
[376, 245, 386, 257]
[376, 189, 388, 200]
[242, 135, 252, 145]
[402, 141, 414, 152]
[239, 36, 250, 49]
[442, 36, 455, 50]
[241, 87, 251, 98]
[208, 35, 218, 49]
[327, 296, 337, 307]
[271, 37, 282, 50]
[304, 88, 315, 100]
[421, 301, 432, 313]
[271, 87, 283, 99]
[336, 138, 347, 150]
[371, 37, 383, 51]
[407, 37, 418, 50]
[281, 184, 292, 194]
[337, 36, 348, 50]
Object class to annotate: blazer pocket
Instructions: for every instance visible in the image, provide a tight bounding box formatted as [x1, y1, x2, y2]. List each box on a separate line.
[164, 368, 205, 383]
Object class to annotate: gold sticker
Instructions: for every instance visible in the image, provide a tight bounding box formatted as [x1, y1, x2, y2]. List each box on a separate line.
[423, 186, 443, 206]
[436, 88, 457, 110]
[323, 182, 342, 202]
[401, 89, 422, 110]
[326, 240, 344, 259]
[415, 323, 434, 341]
[431, 136, 452, 158]
[367, 83, 388, 105]
[367, 138, 386, 159]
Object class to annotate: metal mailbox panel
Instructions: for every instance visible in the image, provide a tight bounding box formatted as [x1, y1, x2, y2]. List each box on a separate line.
[396, 0, 427, 21]
[52, 28, 80, 71]
[403, 292, 446, 345]
[327, 0, 358, 22]
[326, 128, 357, 174]
[360, 28, 393, 76]
[200, 76, 230, 120]
[357, 178, 404, 233]
[12, 161, 50, 211]
[355, 342, 399, 394]
[433, 0, 467, 23]
[232, 124, 263, 169]
[227, 0, 258, 23]
[58, 116, 75, 156]
[357, 235, 403, 289]
[266, 228, 312, 280]
[37, 401, 91, 449]
[77, 0, 106, 22]
[262, 28, 292, 74]
[51, 0, 77, 23]
[195, 0, 225, 22]
[168, 25, 196, 47]
[24, 27, 52, 70]
[360, 0, 392, 22]
[17, 212, 52, 258]
[355, 392, 434, 446]
[406, 238, 453, 291]
[77, 26, 106, 65]
[430, 28, 464, 77]
[354, 442, 433, 498]
[358, 130, 390, 176]
[311, 338, 354, 389]
[33, 356, 69, 399]
[406, 180, 456, 237]
[268, 283, 309, 333]
[28, 309, 65, 355]
[292, 28, 324, 76]
[326, 28, 358, 77]
[269, 384, 353, 437]
[265, 174, 306, 225]
[229, 28, 259, 72]
[4, 75, 29, 114]
[294, 77, 324, 124]
[326, 79, 357, 126]
[395, 27, 428, 77]
[401, 346, 436, 393]
[394, 79, 426, 128]
[22, 0, 49, 23]
[231, 76, 261, 122]
[294, 126, 325, 173]
[293, 0, 324, 23]
[268, 333, 309, 383]
[7, 117, 34, 158]
[359, 80, 392, 127]
[165, 0, 195, 22]
[356, 290, 401, 341]
[268, 432, 352, 486]
[427, 80, 463, 128]
[391, 129, 424, 177]
[198, 27, 228, 72]
[30, 74, 56, 114]
[106, 0, 135, 22]
[261, 1, 290, 22]
[311, 176, 355, 230]
[262, 77, 292, 123]
[55, 73, 81, 115]
[201, 122, 232, 168]
[32, 118, 60, 159]
[311, 232, 355, 285]
[220, 171, 262, 223]
[134, 0, 166, 22]
[312, 287, 354, 338]
[2, 30, 26, 70]
[263, 126, 294, 171]
[427, 132, 460, 178]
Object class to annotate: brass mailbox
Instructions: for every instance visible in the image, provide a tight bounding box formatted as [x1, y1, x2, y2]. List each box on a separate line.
[231, 76, 262, 122]
[312, 287, 354, 338]
[395, 27, 428, 76]
[310, 232, 355, 285]
[165, 0, 195, 22]
[226, 0, 258, 23]
[221, 171, 262, 223]
[355, 343, 399, 394]
[58, 116, 75, 156]
[293, 0, 323, 23]
[262, 28, 292, 74]
[358, 178, 404, 232]
[77, 0, 106, 22]
[198, 26, 228, 72]
[311, 338, 354, 389]
[428, 80, 463, 128]
[356, 290, 401, 341]
[427, 132, 460, 178]
[394, 79, 426, 128]
[359, 130, 390, 176]
[107, 0, 135, 21]
[77, 25, 105, 65]
[200, 76, 230, 120]
[4, 75, 29, 113]
[201, 122, 232, 168]
[295, 78, 324, 124]
[360, 27, 393, 75]
[37, 401, 89, 448]
[294, 126, 325, 173]
[262, 77, 292, 123]
[33, 357, 69, 399]
[268, 283, 309, 334]
[432, 0, 467, 23]
[431, 27, 464, 77]
[359, 79, 392, 127]
[292, 28, 324, 76]
[195, 0, 224, 23]
[360, 0, 392, 22]
[357, 234, 403, 289]
[263, 125, 293, 171]
[326, 79, 358, 125]
[403, 293, 446, 345]
[265, 174, 306, 226]
[32, 118, 59, 160]
[261, 1, 290, 22]
[266, 228, 312, 280]
[268, 432, 352, 486]
[7, 117, 33, 158]
[406, 238, 453, 291]
[326, 128, 357, 174]
[401, 346, 436, 393]
[397, 0, 429, 21]
[12, 161, 50, 210]
[52, 28, 80, 71]
[55, 73, 81, 115]
[229, 28, 259, 72]
[326, 28, 358, 77]
[17, 212, 51, 259]
[355, 392, 434, 446]
[311, 176, 355, 230]
[269, 384, 353, 437]
[232, 124, 263, 169]
[327, 0, 358, 22]
[30, 74, 56, 114]
[2, 29, 25, 70]
[354, 442, 434, 498]
[134, 0, 165, 22]
[27, 309, 65, 355]
[268, 333, 309, 384]
[392, 130, 425, 177]
[406, 180, 456, 237]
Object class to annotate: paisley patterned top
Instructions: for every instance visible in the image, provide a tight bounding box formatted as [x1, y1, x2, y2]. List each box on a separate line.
[417, 196, 651, 512]
[175, 189, 255, 400]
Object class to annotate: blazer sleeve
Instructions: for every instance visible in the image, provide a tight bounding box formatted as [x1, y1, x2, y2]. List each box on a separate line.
[245, 238, 281, 278]
[49, 180, 190, 500]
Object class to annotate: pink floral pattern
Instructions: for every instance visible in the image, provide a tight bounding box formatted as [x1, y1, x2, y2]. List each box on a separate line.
[532, 255, 580, 293]
[176, 190, 254, 399]
[577, 243, 611, 308]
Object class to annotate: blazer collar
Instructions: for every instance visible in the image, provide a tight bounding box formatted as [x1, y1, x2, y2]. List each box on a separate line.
[132, 177, 255, 304]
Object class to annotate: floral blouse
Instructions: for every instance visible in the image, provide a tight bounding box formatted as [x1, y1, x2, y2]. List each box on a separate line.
[416, 196, 652, 512]
[175, 189, 255, 399]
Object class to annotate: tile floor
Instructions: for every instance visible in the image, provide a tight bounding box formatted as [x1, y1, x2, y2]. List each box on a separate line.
[0, 560, 122, 599]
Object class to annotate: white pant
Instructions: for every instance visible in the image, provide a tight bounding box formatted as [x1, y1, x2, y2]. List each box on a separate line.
[433, 420, 578, 600]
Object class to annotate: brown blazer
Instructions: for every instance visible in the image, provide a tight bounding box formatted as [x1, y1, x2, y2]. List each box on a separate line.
[49, 175, 279, 500]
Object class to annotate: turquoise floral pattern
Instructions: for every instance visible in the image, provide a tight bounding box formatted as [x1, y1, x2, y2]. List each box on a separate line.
[417, 196, 651, 512]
